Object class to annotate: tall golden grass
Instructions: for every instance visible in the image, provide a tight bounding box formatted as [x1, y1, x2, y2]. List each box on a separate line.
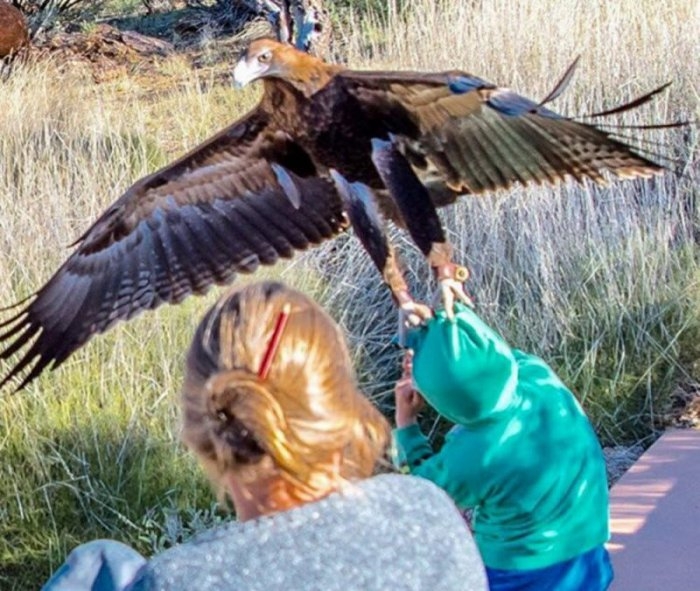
[0, 0, 698, 587]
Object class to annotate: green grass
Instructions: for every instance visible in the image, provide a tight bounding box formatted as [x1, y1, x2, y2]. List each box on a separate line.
[1, 0, 699, 588]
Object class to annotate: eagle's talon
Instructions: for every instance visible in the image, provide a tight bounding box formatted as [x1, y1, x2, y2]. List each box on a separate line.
[433, 277, 474, 320]
[399, 300, 433, 326]
[397, 300, 433, 346]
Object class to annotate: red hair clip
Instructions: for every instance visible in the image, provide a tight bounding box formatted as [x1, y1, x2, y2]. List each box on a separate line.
[257, 303, 291, 380]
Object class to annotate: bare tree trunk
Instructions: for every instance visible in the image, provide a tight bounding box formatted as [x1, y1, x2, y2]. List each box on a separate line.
[239, 0, 331, 57]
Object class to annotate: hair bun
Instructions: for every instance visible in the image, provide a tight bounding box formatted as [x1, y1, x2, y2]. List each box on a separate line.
[207, 371, 266, 465]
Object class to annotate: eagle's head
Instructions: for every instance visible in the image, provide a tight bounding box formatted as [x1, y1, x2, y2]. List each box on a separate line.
[233, 39, 301, 87]
[233, 38, 339, 95]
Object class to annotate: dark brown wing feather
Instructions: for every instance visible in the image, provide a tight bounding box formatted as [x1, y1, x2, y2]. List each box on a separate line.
[336, 69, 665, 197]
[0, 110, 346, 391]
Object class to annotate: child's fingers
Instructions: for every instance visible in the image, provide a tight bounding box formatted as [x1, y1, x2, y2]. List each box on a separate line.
[394, 377, 413, 397]
[401, 350, 414, 375]
[396, 376, 411, 389]
[409, 390, 425, 408]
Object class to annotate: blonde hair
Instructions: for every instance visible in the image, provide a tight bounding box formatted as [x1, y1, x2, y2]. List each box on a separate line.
[182, 281, 390, 503]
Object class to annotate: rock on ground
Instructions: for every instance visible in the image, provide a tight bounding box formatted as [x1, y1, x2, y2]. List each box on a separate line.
[0, 2, 29, 59]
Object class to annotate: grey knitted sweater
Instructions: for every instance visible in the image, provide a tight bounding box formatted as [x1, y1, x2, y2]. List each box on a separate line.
[133, 473, 487, 590]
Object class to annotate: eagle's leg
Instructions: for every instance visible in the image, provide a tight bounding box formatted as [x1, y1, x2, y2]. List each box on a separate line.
[427, 241, 473, 318]
[370, 137, 472, 319]
[329, 170, 432, 334]
[383, 244, 433, 338]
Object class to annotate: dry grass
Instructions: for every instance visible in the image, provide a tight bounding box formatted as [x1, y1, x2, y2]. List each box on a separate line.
[0, 0, 698, 587]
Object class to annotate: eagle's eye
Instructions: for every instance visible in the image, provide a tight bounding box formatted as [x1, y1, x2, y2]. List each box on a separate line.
[258, 51, 272, 63]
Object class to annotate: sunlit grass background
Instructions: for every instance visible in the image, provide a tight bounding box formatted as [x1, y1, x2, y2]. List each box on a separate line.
[1, 0, 699, 587]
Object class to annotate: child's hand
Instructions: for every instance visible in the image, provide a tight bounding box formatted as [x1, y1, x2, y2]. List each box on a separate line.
[395, 351, 425, 428]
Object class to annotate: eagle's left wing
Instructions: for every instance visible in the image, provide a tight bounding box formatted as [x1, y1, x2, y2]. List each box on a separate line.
[335, 68, 669, 197]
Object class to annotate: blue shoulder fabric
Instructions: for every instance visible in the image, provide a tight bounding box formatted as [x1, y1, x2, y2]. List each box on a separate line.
[41, 540, 146, 591]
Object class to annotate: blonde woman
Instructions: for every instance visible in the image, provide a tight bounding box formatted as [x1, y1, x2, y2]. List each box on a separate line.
[43, 281, 487, 591]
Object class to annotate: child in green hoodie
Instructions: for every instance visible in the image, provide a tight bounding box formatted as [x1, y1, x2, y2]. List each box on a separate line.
[393, 304, 613, 591]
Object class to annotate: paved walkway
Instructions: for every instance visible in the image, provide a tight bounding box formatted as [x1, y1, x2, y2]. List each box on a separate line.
[607, 428, 700, 590]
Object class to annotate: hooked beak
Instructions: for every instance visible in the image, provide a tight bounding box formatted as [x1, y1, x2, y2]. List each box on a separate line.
[232, 59, 266, 88]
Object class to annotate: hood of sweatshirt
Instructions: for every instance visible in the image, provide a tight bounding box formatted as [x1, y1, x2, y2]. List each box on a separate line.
[406, 304, 519, 426]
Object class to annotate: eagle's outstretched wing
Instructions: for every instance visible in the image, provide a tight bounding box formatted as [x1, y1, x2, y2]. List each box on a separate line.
[0, 110, 346, 391]
[337, 68, 668, 198]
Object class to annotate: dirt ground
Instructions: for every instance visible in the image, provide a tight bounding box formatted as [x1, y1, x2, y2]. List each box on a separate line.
[6, 4, 271, 86]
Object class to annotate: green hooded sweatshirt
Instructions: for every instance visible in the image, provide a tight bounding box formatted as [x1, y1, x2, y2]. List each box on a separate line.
[393, 305, 609, 571]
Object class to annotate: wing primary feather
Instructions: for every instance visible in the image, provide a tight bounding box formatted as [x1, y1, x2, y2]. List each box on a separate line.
[581, 83, 672, 118]
[51, 274, 92, 335]
[518, 115, 600, 184]
[0, 307, 30, 332]
[592, 121, 691, 130]
[26, 274, 84, 333]
[30, 281, 92, 370]
[602, 141, 681, 167]
[0, 274, 90, 388]
[0, 321, 37, 361]
[0, 293, 36, 314]
[538, 56, 580, 106]
[603, 132, 680, 156]
[535, 116, 666, 176]
[1, 335, 42, 392]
